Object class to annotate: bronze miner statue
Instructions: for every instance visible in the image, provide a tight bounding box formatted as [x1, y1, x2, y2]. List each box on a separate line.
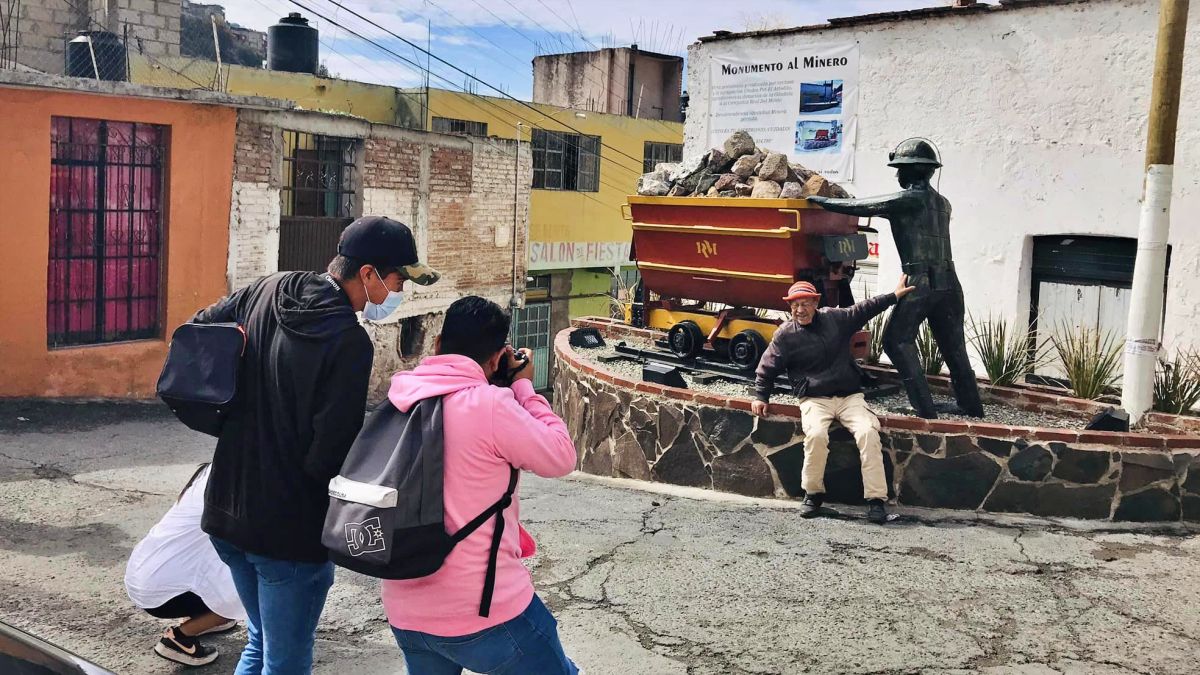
[808, 139, 984, 419]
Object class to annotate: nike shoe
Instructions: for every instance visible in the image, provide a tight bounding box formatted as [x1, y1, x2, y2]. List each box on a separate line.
[153, 625, 218, 667]
[194, 619, 238, 636]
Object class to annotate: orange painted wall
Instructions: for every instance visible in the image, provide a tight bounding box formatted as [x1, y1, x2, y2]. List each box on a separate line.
[0, 86, 235, 398]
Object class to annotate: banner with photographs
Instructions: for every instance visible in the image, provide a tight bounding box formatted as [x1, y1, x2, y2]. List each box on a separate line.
[707, 42, 859, 181]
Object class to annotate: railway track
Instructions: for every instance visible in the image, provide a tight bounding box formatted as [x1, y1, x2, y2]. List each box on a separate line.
[601, 340, 900, 401]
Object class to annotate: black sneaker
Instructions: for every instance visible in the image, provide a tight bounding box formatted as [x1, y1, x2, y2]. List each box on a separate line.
[867, 499, 888, 525]
[154, 626, 218, 667]
[800, 494, 824, 518]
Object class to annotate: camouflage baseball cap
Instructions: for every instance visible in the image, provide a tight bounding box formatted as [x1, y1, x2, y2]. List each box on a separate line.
[401, 261, 440, 286]
[338, 216, 440, 286]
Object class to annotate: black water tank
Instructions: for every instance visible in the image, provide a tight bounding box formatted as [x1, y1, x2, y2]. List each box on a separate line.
[268, 13, 319, 74]
[65, 30, 127, 81]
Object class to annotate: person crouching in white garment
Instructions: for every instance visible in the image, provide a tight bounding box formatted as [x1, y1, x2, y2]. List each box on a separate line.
[125, 464, 245, 667]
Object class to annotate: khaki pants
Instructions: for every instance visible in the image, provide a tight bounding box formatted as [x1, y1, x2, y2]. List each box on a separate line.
[797, 393, 888, 500]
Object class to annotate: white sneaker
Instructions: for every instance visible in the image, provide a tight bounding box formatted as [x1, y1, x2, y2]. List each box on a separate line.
[194, 619, 238, 636]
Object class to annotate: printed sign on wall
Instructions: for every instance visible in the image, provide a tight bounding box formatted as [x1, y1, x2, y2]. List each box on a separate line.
[708, 42, 859, 180]
[528, 241, 632, 270]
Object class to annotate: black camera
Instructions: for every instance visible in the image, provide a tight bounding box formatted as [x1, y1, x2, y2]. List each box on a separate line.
[493, 346, 530, 385]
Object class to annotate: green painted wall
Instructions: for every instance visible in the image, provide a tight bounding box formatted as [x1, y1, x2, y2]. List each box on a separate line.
[568, 269, 614, 319]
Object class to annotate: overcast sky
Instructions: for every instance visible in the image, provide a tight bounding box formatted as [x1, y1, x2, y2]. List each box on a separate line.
[220, 0, 947, 99]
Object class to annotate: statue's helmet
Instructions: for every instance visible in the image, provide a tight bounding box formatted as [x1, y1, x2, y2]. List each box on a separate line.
[887, 138, 942, 168]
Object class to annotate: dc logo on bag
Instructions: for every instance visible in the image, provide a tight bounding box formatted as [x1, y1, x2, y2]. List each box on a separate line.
[344, 517, 386, 556]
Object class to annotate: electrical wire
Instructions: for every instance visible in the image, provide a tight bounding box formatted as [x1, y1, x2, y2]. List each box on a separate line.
[497, 0, 574, 53]
[519, 0, 686, 128]
[420, 0, 680, 137]
[289, 0, 651, 198]
[310, 0, 656, 178]
[252, 0, 433, 122]
[264, 0, 654, 206]
[550, 4, 685, 129]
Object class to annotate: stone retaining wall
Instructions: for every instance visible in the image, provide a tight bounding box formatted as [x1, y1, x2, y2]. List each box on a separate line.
[554, 320, 1200, 523]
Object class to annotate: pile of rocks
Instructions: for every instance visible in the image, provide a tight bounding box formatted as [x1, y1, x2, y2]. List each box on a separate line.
[636, 130, 851, 200]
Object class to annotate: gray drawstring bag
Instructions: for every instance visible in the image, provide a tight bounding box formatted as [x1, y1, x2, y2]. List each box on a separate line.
[322, 397, 518, 617]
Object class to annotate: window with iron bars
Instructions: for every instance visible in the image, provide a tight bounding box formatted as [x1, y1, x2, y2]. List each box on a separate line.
[279, 131, 360, 272]
[281, 131, 357, 218]
[531, 130, 600, 192]
[48, 117, 166, 348]
[433, 117, 488, 136]
[643, 141, 683, 173]
[524, 274, 552, 300]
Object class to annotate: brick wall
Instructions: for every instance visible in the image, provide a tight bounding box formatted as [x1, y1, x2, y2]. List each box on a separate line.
[361, 127, 531, 399]
[363, 137, 420, 191]
[362, 136, 421, 258]
[228, 110, 531, 397]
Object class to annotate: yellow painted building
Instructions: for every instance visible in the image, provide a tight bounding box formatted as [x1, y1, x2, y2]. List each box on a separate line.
[130, 55, 421, 127]
[422, 88, 682, 274]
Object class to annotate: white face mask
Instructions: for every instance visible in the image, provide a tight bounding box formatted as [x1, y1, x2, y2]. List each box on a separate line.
[363, 269, 404, 321]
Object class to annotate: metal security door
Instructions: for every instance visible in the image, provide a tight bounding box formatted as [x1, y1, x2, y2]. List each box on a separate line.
[1030, 236, 1149, 379]
[511, 302, 552, 391]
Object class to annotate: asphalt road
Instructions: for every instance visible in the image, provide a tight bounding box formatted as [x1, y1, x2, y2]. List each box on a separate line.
[1, 400, 1198, 674]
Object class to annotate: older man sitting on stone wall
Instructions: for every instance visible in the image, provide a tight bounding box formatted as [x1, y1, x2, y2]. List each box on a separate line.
[751, 276, 915, 524]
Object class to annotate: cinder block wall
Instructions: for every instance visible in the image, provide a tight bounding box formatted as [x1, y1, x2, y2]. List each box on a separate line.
[16, 0, 181, 74]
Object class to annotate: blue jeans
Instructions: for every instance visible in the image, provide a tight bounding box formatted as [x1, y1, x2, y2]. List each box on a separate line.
[391, 595, 578, 675]
[211, 537, 335, 675]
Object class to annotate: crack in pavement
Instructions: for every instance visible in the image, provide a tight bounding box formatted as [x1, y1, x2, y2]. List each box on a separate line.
[536, 498, 780, 674]
[0, 451, 38, 467]
[4, 461, 167, 500]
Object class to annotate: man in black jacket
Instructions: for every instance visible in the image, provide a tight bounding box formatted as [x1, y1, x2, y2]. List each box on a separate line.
[751, 276, 914, 524]
[194, 216, 439, 674]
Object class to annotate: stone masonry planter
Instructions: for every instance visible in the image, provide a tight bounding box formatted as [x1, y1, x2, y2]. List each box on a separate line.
[553, 318, 1200, 523]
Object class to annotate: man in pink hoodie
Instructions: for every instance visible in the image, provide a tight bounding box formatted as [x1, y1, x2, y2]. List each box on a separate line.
[382, 296, 580, 674]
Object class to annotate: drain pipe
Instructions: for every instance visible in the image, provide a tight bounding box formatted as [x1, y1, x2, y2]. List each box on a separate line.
[511, 122, 524, 309]
[1122, 0, 1189, 424]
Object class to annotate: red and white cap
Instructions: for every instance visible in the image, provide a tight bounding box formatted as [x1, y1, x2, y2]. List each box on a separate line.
[783, 281, 821, 302]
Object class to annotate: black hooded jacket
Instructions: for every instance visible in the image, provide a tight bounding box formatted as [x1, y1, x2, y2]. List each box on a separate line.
[193, 272, 373, 562]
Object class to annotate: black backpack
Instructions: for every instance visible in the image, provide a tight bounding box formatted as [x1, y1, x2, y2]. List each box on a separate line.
[156, 322, 245, 437]
[322, 397, 518, 618]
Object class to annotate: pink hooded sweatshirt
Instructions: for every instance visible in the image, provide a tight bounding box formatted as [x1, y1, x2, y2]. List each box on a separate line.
[381, 354, 577, 637]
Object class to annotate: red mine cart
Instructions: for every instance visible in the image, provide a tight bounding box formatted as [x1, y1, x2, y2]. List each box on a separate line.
[624, 196, 870, 370]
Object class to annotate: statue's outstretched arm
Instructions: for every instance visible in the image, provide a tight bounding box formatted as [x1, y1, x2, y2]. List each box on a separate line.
[808, 191, 917, 218]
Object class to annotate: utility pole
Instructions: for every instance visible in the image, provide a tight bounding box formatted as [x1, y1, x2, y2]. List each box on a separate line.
[1122, 0, 1190, 424]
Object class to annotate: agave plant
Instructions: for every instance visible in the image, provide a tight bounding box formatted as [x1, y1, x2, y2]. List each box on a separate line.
[967, 314, 1053, 387]
[916, 322, 944, 375]
[605, 267, 630, 320]
[1153, 349, 1200, 414]
[1050, 323, 1122, 400]
[866, 310, 888, 365]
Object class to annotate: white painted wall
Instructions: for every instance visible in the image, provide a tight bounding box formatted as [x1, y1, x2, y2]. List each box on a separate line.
[686, 0, 1200, 357]
[227, 180, 280, 290]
